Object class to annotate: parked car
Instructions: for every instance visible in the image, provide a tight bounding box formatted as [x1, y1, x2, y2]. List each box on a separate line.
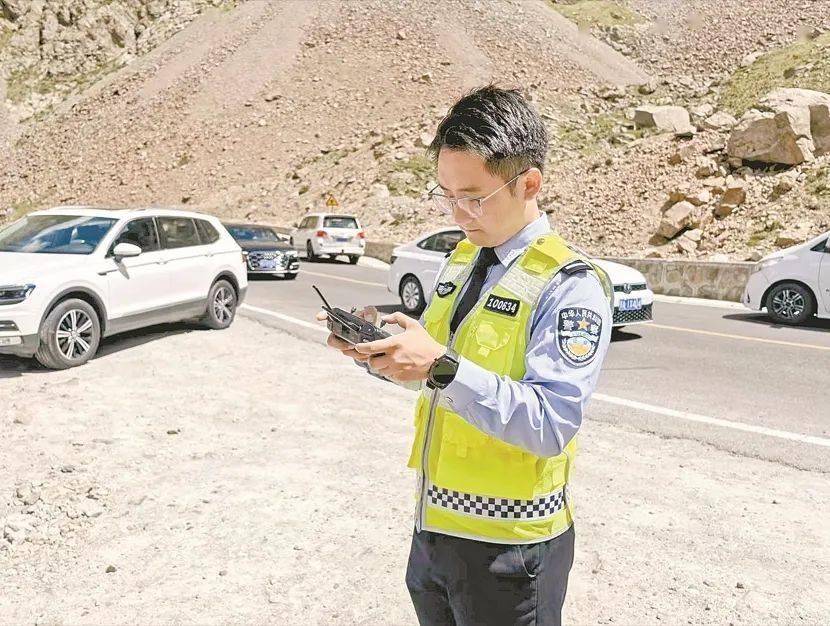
[742, 230, 830, 325]
[290, 212, 365, 264]
[224, 222, 300, 279]
[387, 227, 654, 327]
[0, 206, 247, 369]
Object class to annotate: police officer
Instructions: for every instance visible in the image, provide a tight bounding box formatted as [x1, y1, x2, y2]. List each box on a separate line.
[318, 86, 612, 626]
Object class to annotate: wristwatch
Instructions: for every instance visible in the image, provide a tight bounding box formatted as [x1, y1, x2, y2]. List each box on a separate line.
[427, 348, 460, 390]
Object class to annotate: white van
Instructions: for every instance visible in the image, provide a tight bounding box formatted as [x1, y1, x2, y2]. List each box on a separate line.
[742, 231, 830, 324]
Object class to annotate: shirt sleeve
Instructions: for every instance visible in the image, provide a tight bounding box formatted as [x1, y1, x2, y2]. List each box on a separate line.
[441, 270, 612, 458]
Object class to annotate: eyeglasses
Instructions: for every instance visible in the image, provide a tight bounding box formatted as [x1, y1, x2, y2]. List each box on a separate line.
[427, 169, 530, 219]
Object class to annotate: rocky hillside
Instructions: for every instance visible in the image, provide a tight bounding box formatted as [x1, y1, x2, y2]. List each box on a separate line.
[1, 0, 829, 262]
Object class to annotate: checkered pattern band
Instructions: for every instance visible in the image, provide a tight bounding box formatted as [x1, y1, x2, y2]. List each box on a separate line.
[427, 485, 566, 520]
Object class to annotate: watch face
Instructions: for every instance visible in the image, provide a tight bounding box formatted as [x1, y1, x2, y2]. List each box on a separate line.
[432, 357, 458, 386]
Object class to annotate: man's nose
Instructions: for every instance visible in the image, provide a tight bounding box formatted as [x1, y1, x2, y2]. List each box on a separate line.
[452, 204, 475, 226]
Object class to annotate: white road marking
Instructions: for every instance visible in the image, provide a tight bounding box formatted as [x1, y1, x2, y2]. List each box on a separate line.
[648, 323, 830, 352]
[301, 269, 388, 288]
[593, 393, 830, 448]
[240, 304, 328, 334]
[241, 303, 830, 449]
[652, 294, 745, 310]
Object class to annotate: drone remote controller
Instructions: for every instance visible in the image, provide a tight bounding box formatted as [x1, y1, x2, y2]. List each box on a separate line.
[313, 285, 391, 345]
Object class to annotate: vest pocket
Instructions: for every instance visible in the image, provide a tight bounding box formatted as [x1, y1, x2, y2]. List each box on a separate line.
[463, 316, 521, 375]
[436, 412, 538, 499]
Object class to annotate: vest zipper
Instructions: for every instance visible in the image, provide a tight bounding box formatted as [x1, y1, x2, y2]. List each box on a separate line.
[416, 261, 474, 532]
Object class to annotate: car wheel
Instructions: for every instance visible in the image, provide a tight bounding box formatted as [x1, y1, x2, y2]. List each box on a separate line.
[348, 255, 360, 265]
[35, 299, 101, 370]
[306, 240, 317, 262]
[203, 279, 238, 330]
[284, 272, 298, 280]
[766, 282, 814, 325]
[400, 275, 425, 314]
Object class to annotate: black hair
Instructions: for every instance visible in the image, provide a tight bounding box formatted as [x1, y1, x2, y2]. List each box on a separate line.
[427, 85, 548, 183]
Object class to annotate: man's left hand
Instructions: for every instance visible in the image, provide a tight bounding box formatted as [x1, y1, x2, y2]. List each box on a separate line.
[354, 312, 445, 382]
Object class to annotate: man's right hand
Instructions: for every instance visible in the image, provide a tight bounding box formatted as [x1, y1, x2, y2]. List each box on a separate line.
[315, 306, 378, 362]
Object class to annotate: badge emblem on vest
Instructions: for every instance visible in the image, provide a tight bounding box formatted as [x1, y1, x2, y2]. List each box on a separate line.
[557, 307, 602, 366]
[436, 282, 457, 298]
[484, 294, 520, 317]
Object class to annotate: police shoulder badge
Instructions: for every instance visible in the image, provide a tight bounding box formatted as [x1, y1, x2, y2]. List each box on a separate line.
[436, 281, 457, 298]
[556, 307, 602, 366]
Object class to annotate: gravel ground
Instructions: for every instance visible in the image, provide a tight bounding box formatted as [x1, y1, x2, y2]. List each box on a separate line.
[1, 316, 828, 625]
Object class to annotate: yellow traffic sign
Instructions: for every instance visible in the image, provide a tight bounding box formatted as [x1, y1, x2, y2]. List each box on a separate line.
[326, 195, 339, 208]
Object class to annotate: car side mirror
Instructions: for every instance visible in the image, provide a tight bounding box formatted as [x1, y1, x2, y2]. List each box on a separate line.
[113, 242, 142, 259]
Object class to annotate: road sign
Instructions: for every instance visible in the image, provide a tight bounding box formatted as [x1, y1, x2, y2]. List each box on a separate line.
[326, 196, 339, 208]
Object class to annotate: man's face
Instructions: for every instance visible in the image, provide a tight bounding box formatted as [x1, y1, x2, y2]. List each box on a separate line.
[435, 149, 529, 248]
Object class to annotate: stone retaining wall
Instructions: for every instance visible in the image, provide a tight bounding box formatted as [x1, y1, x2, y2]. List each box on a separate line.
[600, 257, 753, 302]
[269, 225, 753, 302]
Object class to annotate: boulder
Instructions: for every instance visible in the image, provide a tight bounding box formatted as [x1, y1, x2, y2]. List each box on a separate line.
[702, 111, 737, 131]
[727, 110, 814, 165]
[657, 200, 695, 238]
[634, 105, 694, 134]
[676, 235, 698, 254]
[727, 88, 830, 165]
[812, 103, 830, 155]
[687, 189, 712, 206]
[695, 157, 719, 178]
[715, 180, 746, 217]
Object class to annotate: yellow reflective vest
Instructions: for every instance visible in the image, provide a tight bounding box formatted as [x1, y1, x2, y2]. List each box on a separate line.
[409, 233, 612, 544]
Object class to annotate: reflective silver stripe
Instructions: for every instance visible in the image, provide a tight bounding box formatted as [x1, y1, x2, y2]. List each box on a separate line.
[499, 263, 550, 303]
[439, 262, 468, 286]
[427, 484, 566, 521]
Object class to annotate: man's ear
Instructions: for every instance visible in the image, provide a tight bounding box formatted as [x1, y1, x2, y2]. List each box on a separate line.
[522, 168, 543, 201]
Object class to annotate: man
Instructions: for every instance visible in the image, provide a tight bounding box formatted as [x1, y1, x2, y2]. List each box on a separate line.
[317, 85, 612, 625]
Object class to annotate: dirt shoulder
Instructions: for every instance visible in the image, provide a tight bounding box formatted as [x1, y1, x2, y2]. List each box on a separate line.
[1, 316, 827, 625]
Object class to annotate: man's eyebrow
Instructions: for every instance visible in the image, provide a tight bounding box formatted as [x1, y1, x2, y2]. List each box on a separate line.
[436, 180, 481, 194]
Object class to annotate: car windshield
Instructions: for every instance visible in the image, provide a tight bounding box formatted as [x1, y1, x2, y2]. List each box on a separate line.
[0, 214, 117, 254]
[323, 216, 358, 229]
[227, 226, 280, 242]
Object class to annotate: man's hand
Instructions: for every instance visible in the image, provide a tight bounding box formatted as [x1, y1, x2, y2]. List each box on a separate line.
[353, 312, 445, 382]
[315, 306, 377, 362]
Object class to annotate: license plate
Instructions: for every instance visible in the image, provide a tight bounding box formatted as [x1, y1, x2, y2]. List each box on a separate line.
[619, 298, 642, 312]
[336, 237, 351, 242]
[258, 259, 276, 269]
[0, 336, 22, 346]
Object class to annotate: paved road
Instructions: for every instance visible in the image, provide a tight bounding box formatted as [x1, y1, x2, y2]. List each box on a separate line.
[241, 256, 830, 473]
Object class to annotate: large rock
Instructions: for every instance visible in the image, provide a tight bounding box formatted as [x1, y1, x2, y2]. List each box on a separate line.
[702, 111, 737, 132]
[812, 104, 830, 155]
[657, 200, 695, 238]
[715, 180, 746, 217]
[727, 88, 830, 165]
[634, 105, 693, 134]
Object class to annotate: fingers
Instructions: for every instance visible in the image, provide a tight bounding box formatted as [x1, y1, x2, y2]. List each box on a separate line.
[315, 310, 328, 322]
[367, 354, 393, 371]
[354, 336, 396, 355]
[326, 333, 353, 352]
[358, 306, 378, 323]
[381, 311, 417, 330]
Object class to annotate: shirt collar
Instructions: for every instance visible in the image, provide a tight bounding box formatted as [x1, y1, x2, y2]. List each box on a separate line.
[492, 213, 551, 267]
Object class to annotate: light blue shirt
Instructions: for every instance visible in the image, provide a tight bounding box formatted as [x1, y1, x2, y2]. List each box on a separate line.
[424, 213, 612, 458]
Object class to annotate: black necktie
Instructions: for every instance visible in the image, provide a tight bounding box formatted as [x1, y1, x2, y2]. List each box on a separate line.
[450, 247, 499, 335]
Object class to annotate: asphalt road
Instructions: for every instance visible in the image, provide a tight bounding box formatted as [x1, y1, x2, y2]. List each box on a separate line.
[241, 256, 830, 473]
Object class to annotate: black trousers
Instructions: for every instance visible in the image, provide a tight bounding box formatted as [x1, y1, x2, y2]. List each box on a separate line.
[405, 526, 575, 626]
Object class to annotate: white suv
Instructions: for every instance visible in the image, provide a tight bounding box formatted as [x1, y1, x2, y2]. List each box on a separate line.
[290, 212, 365, 264]
[0, 206, 248, 369]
